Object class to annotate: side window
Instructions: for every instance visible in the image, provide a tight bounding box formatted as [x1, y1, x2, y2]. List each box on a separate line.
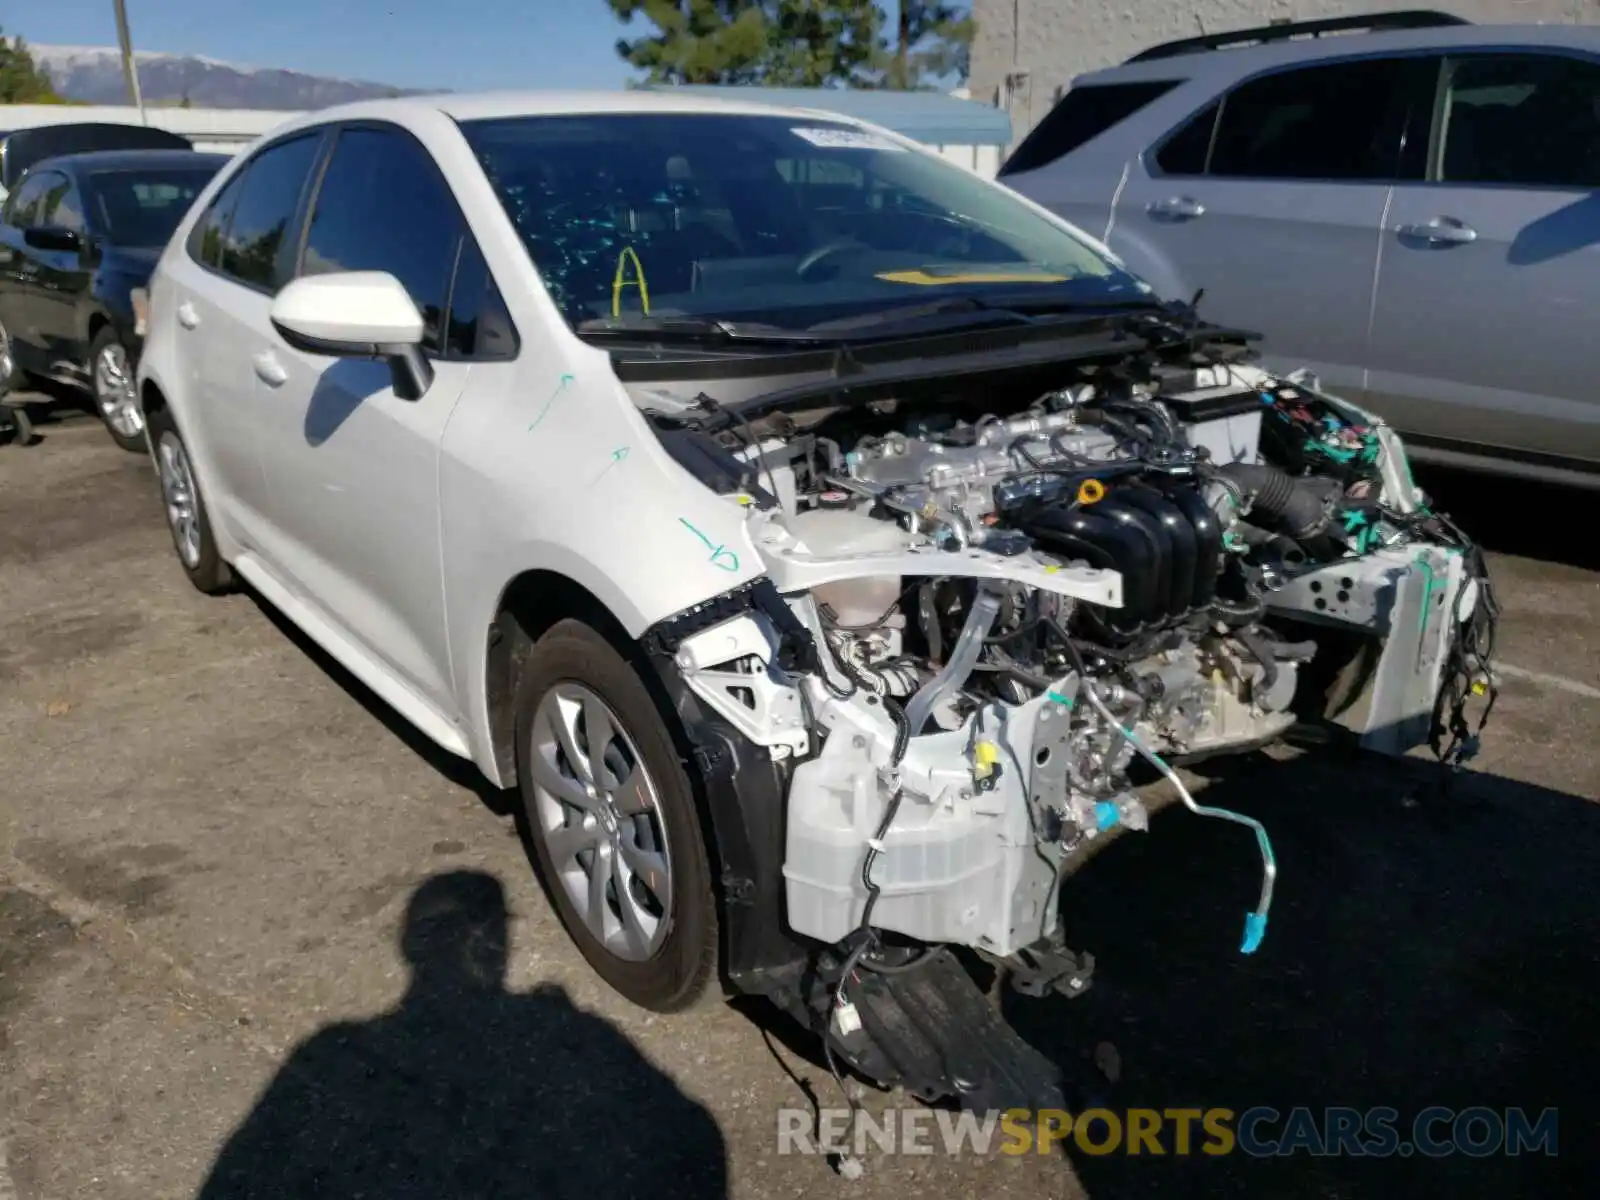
[300, 126, 459, 353]
[219, 134, 323, 291]
[189, 168, 248, 269]
[38, 175, 85, 233]
[1154, 101, 1220, 175]
[1206, 58, 1421, 181]
[5, 171, 57, 228]
[444, 237, 518, 361]
[1001, 80, 1183, 176]
[1440, 53, 1600, 188]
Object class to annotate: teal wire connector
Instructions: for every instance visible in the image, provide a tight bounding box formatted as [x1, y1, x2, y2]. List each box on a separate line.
[1241, 912, 1268, 955]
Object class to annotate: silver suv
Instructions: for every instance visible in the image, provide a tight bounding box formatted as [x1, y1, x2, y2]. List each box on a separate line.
[1001, 11, 1600, 487]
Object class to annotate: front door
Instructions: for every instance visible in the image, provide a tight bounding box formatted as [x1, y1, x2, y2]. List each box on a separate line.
[251, 123, 471, 715]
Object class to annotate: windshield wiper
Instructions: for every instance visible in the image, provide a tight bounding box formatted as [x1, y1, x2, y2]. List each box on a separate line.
[802, 290, 1170, 336]
[575, 314, 831, 344]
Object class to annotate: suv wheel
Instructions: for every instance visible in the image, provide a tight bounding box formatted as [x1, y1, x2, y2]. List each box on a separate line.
[146, 407, 231, 594]
[514, 619, 717, 1012]
[90, 327, 146, 453]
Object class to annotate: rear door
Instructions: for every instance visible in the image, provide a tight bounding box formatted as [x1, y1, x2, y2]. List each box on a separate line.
[1367, 50, 1600, 465]
[165, 131, 327, 552]
[1111, 55, 1433, 397]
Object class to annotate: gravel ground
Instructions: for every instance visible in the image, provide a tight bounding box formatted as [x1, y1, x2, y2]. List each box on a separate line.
[2, 407, 1596, 1199]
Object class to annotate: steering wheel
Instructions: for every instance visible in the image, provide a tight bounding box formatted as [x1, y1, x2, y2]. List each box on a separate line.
[796, 237, 866, 279]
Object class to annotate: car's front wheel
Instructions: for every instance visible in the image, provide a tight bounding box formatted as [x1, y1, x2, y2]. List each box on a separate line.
[146, 407, 231, 594]
[90, 327, 146, 453]
[514, 619, 717, 1012]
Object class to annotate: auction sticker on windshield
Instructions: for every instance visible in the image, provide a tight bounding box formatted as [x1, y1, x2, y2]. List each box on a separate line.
[791, 126, 907, 151]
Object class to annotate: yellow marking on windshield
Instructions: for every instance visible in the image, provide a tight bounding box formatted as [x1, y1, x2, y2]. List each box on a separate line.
[874, 268, 1072, 286]
[612, 246, 651, 316]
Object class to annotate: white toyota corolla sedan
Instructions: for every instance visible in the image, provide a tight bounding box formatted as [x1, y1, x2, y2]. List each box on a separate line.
[137, 91, 1496, 1111]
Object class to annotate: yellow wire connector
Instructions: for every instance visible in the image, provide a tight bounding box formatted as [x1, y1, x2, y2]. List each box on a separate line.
[973, 740, 1000, 780]
[1076, 478, 1107, 505]
[611, 246, 650, 317]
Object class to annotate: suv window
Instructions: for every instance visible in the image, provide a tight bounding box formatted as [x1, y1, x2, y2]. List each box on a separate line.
[300, 126, 459, 352]
[1167, 58, 1421, 181]
[1001, 80, 1183, 176]
[218, 133, 323, 291]
[1440, 53, 1600, 188]
[4, 170, 59, 227]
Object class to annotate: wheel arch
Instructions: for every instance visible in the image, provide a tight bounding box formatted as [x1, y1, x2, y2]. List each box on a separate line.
[483, 568, 638, 784]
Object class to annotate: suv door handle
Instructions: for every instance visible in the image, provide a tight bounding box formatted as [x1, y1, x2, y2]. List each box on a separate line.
[1397, 217, 1477, 245]
[1147, 195, 1206, 219]
[253, 351, 288, 387]
[176, 301, 200, 330]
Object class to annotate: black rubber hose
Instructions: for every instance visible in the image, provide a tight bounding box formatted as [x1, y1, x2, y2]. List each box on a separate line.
[1217, 462, 1330, 541]
[1236, 524, 1309, 566]
[1235, 626, 1279, 694]
[1157, 480, 1224, 608]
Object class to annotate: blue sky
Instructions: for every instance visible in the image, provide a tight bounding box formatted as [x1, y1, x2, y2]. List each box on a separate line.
[18, 0, 915, 93]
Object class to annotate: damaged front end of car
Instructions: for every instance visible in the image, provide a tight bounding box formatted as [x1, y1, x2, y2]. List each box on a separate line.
[629, 308, 1499, 1113]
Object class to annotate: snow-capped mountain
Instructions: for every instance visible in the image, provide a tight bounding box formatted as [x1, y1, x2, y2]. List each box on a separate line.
[34, 45, 433, 110]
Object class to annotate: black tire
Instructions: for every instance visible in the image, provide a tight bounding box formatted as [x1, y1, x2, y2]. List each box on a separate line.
[88, 326, 147, 453]
[514, 619, 717, 1012]
[0, 315, 23, 397]
[145, 406, 232, 594]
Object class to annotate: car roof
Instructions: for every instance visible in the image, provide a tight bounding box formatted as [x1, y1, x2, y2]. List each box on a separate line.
[261, 88, 879, 140]
[1078, 22, 1600, 86]
[43, 149, 230, 176]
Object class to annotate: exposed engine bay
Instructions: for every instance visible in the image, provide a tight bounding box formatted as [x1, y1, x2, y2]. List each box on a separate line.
[636, 323, 1498, 1111]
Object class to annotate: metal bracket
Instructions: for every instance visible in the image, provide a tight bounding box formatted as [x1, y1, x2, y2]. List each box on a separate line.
[1008, 938, 1096, 999]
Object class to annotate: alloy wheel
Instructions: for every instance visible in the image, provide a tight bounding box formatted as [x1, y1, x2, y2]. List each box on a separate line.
[528, 682, 675, 962]
[95, 341, 144, 439]
[157, 432, 203, 568]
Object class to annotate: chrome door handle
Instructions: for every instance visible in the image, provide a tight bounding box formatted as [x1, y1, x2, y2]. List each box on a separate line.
[253, 351, 288, 387]
[176, 301, 200, 329]
[1397, 217, 1477, 245]
[1147, 195, 1206, 219]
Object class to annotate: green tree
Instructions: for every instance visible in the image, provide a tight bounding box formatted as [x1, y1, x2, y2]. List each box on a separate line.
[877, 2, 973, 90]
[608, 0, 883, 89]
[607, 1, 772, 85]
[0, 27, 64, 103]
[762, 0, 882, 87]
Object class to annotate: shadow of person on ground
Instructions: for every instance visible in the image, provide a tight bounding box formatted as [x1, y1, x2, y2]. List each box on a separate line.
[197, 870, 728, 1199]
[1007, 749, 1598, 1199]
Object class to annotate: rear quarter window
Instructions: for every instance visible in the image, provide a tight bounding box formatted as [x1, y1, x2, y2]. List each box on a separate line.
[1000, 80, 1183, 176]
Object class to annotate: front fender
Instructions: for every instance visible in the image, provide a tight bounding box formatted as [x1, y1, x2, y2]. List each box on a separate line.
[440, 346, 769, 780]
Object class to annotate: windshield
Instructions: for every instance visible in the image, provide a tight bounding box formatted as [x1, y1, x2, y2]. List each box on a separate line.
[459, 112, 1149, 332]
[83, 165, 221, 248]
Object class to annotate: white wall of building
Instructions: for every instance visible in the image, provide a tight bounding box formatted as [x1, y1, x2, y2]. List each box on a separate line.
[970, 0, 1600, 147]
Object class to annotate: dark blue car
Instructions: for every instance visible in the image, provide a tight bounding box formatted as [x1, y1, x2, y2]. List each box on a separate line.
[0, 148, 228, 450]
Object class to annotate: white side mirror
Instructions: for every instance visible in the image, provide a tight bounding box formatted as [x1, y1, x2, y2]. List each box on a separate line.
[270, 271, 433, 399]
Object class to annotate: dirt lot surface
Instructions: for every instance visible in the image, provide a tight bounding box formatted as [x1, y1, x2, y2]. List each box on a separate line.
[2, 408, 1596, 1199]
